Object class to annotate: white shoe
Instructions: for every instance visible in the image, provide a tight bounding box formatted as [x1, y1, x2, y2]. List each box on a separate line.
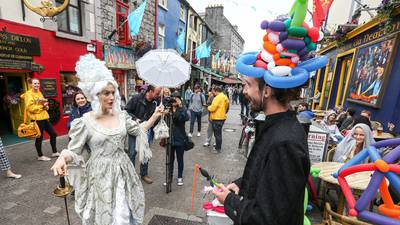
[37, 156, 51, 161]
[177, 178, 183, 186]
[188, 133, 193, 138]
[203, 142, 210, 147]
[197, 132, 201, 137]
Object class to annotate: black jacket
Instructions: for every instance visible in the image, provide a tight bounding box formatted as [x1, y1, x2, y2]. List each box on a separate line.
[171, 107, 189, 147]
[224, 111, 310, 225]
[125, 93, 156, 122]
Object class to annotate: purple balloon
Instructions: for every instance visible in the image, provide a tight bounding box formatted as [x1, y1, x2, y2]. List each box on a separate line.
[260, 20, 269, 30]
[373, 138, 400, 149]
[298, 47, 309, 56]
[282, 39, 305, 51]
[279, 32, 288, 41]
[359, 211, 400, 225]
[382, 145, 400, 163]
[355, 171, 384, 212]
[269, 20, 286, 32]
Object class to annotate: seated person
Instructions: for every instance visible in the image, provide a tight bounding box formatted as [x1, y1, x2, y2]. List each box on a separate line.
[333, 123, 375, 162]
[321, 111, 343, 144]
[339, 108, 356, 131]
[388, 122, 398, 137]
[297, 102, 314, 134]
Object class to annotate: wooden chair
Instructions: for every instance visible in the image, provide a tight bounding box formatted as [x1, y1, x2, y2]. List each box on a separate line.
[371, 121, 382, 130]
[322, 202, 372, 225]
[325, 145, 337, 162]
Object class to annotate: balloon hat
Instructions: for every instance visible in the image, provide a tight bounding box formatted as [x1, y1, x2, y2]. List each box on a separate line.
[236, 0, 328, 88]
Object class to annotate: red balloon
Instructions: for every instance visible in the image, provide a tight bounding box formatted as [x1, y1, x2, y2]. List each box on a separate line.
[254, 59, 268, 70]
[302, 22, 310, 30]
[308, 27, 320, 43]
[257, 52, 262, 60]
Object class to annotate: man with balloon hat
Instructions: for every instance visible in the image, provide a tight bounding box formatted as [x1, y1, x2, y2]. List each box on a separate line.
[212, 1, 328, 224]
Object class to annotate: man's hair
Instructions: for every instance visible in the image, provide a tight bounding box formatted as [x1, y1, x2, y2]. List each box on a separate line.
[361, 110, 371, 117]
[347, 107, 356, 116]
[214, 86, 223, 92]
[145, 85, 155, 93]
[298, 102, 309, 110]
[255, 77, 302, 106]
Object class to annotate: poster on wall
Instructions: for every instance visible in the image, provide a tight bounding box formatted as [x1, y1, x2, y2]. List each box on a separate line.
[41, 78, 57, 97]
[308, 131, 329, 164]
[347, 35, 398, 108]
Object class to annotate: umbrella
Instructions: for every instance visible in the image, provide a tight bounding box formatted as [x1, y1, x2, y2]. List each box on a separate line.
[135, 49, 191, 88]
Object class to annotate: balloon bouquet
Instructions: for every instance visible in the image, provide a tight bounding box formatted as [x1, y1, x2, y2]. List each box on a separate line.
[333, 138, 400, 225]
[236, 0, 328, 88]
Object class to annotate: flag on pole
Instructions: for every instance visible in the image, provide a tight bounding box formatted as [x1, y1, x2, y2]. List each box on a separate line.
[195, 40, 211, 59]
[312, 0, 326, 28]
[320, 0, 334, 15]
[176, 31, 186, 54]
[214, 51, 220, 63]
[127, 0, 147, 36]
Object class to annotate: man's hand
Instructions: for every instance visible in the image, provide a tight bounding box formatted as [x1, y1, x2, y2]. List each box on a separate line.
[212, 184, 231, 204]
[388, 122, 395, 131]
[227, 183, 240, 194]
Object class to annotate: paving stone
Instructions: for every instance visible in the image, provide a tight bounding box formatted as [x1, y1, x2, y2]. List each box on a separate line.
[2, 202, 17, 210]
[43, 205, 62, 215]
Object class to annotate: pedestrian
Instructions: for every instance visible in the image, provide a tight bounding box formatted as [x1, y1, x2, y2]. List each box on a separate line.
[239, 87, 249, 119]
[22, 78, 59, 161]
[207, 86, 229, 153]
[184, 86, 192, 108]
[125, 85, 161, 184]
[51, 54, 164, 225]
[168, 92, 189, 185]
[0, 137, 22, 179]
[203, 87, 216, 147]
[66, 91, 92, 130]
[339, 107, 356, 131]
[188, 85, 206, 138]
[212, 75, 310, 225]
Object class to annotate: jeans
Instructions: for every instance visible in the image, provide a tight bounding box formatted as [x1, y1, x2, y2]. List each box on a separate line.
[241, 103, 249, 117]
[170, 146, 185, 178]
[35, 120, 58, 157]
[205, 120, 214, 144]
[211, 120, 225, 151]
[128, 129, 153, 177]
[190, 110, 202, 133]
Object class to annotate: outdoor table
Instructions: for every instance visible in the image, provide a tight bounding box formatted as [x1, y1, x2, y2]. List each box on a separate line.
[373, 130, 395, 140]
[312, 162, 374, 215]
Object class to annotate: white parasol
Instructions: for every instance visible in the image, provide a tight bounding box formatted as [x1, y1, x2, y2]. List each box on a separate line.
[135, 49, 191, 88]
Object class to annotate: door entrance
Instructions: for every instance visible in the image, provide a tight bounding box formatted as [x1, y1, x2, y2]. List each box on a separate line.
[0, 72, 29, 146]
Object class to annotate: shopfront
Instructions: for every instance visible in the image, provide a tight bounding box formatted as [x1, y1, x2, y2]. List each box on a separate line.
[0, 20, 89, 145]
[313, 14, 400, 133]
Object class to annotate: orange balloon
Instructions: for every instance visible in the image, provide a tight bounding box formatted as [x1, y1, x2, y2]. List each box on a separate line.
[289, 63, 296, 68]
[375, 159, 390, 173]
[263, 34, 269, 42]
[276, 58, 292, 66]
[263, 41, 277, 54]
[273, 53, 281, 61]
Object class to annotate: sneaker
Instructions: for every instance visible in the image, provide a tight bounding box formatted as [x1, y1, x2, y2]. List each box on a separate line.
[177, 178, 183, 186]
[141, 176, 153, 184]
[213, 143, 216, 147]
[203, 142, 210, 147]
[197, 132, 201, 137]
[212, 147, 221, 154]
[51, 152, 60, 158]
[188, 133, 193, 138]
[37, 156, 51, 161]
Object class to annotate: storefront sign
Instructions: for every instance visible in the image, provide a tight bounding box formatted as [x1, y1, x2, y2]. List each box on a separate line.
[41, 78, 58, 97]
[0, 32, 41, 60]
[0, 58, 43, 72]
[104, 45, 135, 70]
[308, 131, 329, 164]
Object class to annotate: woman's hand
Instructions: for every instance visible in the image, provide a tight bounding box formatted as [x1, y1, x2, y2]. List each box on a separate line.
[154, 105, 165, 117]
[51, 156, 68, 176]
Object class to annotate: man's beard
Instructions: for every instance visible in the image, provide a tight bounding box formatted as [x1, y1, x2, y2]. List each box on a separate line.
[249, 94, 264, 113]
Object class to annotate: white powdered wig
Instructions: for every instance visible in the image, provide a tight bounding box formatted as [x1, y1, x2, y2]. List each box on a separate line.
[75, 54, 121, 116]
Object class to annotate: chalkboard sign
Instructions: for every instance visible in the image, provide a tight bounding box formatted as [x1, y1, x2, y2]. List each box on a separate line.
[41, 78, 57, 97]
[308, 131, 329, 164]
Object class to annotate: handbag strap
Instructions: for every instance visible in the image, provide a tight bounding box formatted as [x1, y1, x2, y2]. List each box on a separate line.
[24, 107, 27, 124]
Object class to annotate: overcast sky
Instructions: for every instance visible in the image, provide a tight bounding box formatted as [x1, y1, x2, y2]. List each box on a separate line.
[187, 0, 312, 52]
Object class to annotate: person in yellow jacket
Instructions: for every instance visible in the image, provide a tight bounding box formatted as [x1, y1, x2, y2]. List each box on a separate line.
[207, 86, 229, 153]
[23, 78, 59, 161]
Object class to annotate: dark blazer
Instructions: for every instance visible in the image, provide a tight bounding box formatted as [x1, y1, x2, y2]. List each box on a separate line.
[224, 111, 310, 225]
[125, 93, 157, 122]
[171, 107, 189, 147]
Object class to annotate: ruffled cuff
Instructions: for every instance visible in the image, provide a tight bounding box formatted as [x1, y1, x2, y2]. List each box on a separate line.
[62, 149, 86, 167]
[136, 123, 152, 164]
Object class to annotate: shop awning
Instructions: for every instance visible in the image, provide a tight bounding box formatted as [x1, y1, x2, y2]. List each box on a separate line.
[191, 64, 223, 79]
[212, 77, 243, 84]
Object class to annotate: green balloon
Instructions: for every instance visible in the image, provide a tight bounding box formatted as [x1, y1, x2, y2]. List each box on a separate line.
[304, 36, 311, 45]
[290, 0, 308, 27]
[284, 19, 292, 29]
[307, 42, 317, 52]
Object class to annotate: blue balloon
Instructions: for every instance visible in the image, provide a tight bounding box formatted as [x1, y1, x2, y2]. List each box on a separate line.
[235, 52, 267, 78]
[264, 67, 309, 89]
[298, 56, 328, 72]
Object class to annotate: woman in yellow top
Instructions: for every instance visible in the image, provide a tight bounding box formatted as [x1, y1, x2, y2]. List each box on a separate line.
[24, 78, 59, 161]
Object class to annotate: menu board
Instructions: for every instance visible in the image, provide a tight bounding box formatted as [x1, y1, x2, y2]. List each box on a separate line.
[41, 78, 58, 97]
[308, 131, 329, 164]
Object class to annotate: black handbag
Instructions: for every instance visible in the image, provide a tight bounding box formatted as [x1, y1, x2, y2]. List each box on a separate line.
[184, 135, 194, 151]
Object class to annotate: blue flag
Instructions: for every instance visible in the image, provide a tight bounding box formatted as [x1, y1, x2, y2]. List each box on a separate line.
[214, 51, 220, 63]
[176, 31, 186, 54]
[127, 0, 147, 36]
[195, 40, 211, 59]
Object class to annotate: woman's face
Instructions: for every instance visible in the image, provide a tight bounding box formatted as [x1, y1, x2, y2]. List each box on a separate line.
[32, 79, 40, 91]
[99, 84, 115, 112]
[353, 127, 365, 145]
[328, 114, 336, 123]
[75, 93, 87, 107]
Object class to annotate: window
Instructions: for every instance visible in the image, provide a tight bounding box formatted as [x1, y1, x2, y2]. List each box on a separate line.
[56, 0, 82, 35]
[180, 4, 185, 21]
[116, 0, 130, 45]
[158, 24, 165, 49]
[60, 72, 80, 115]
[193, 17, 198, 31]
[159, 0, 168, 9]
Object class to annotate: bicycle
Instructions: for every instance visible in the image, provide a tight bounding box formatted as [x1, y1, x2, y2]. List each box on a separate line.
[238, 114, 256, 158]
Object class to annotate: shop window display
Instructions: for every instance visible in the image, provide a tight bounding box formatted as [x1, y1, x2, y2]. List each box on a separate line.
[60, 73, 80, 115]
